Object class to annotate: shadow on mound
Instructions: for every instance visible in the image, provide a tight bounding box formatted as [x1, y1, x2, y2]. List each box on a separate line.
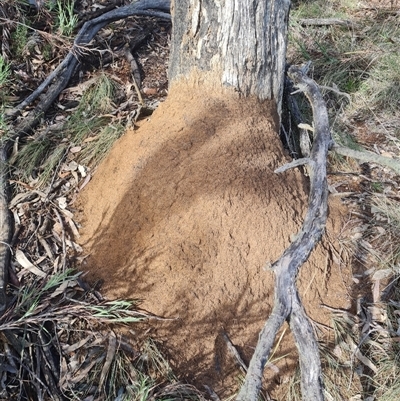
[78, 84, 336, 396]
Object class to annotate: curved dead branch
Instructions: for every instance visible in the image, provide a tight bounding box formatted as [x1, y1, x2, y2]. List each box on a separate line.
[237, 65, 332, 401]
[0, 0, 171, 314]
[0, 146, 12, 315]
[10, 0, 170, 134]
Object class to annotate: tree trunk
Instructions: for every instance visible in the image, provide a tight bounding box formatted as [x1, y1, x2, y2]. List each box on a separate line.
[79, 1, 329, 400]
[169, 0, 290, 108]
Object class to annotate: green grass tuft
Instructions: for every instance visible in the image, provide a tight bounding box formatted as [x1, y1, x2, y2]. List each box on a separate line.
[0, 55, 10, 87]
[11, 22, 28, 59]
[11, 135, 55, 181]
[355, 52, 400, 114]
[56, 0, 78, 36]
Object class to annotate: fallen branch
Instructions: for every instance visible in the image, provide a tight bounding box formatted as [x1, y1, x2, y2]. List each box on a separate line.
[237, 64, 331, 401]
[299, 18, 355, 27]
[9, 0, 170, 131]
[274, 157, 311, 173]
[76, 0, 125, 29]
[0, 146, 12, 315]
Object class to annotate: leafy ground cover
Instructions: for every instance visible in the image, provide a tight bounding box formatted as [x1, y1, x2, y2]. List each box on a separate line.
[0, 0, 400, 400]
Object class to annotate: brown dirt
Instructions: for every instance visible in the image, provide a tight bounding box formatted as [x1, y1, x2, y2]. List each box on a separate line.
[76, 77, 352, 399]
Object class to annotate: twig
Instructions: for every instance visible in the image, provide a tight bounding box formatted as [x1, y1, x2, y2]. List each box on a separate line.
[204, 385, 221, 401]
[319, 85, 351, 103]
[76, 0, 125, 29]
[35, 344, 44, 401]
[0, 146, 12, 315]
[274, 157, 312, 174]
[10, 0, 171, 126]
[38, 235, 55, 262]
[52, 208, 67, 272]
[38, 329, 60, 382]
[222, 332, 248, 372]
[99, 331, 117, 389]
[0, 0, 171, 315]
[124, 44, 145, 105]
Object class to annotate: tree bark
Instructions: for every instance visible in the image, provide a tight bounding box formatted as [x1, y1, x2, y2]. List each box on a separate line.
[169, 0, 290, 109]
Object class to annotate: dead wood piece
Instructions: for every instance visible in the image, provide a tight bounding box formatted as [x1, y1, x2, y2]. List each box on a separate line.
[332, 144, 400, 175]
[38, 329, 60, 382]
[11, 0, 171, 129]
[299, 18, 355, 27]
[274, 157, 312, 174]
[124, 44, 145, 105]
[0, 147, 12, 315]
[76, 0, 125, 29]
[282, 75, 311, 158]
[222, 332, 247, 372]
[98, 331, 117, 389]
[204, 385, 221, 401]
[237, 65, 331, 401]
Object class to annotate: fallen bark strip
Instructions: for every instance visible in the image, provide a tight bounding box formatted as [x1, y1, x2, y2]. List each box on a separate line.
[237, 65, 331, 401]
[0, 145, 12, 315]
[332, 144, 400, 175]
[0, 0, 171, 314]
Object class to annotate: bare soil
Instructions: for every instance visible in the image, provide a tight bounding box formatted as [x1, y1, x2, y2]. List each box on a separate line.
[77, 78, 352, 398]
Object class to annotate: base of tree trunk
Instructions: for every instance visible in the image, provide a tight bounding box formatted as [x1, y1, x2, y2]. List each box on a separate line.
[77, 77, 350, 399]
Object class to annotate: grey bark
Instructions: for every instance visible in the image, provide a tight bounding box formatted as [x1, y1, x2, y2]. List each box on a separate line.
[0, 146, 11, 315]
[169, 0, 291, 108]
[332, 145, 400, 175]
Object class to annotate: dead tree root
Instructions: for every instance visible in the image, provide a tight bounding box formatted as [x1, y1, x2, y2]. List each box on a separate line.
[238, 62, 400, 400]
[238, 65, 331, 401]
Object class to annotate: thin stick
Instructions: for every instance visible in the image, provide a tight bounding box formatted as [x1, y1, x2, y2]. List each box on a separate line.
[222, 332, 248, 372]
[299, 18, 355, 27]
[332, 144, 400, 175]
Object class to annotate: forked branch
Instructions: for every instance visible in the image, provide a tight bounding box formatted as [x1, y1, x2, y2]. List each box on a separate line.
[10, 0, 170, 137]
[237, 65, 332, 401]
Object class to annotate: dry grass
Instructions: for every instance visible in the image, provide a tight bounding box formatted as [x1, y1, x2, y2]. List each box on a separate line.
[1, 6, 200, 399]
[0, 269, 206, 401]
[11, 73, 125, 187]
[287, 1, 400, 399]
[289, 0, 400, 145]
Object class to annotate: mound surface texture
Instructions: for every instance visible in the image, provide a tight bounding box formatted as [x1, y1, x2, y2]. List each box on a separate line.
[78, 82, 350, 397]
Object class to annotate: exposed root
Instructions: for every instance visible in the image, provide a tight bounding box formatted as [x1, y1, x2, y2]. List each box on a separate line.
[238, 65, 331, 401]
